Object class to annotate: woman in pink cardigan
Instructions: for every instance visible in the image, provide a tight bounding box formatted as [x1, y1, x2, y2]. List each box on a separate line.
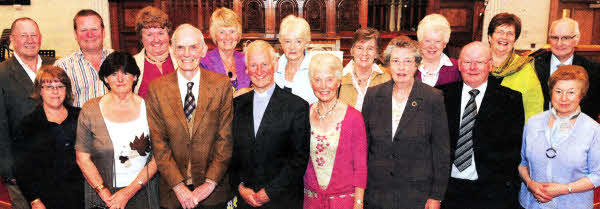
[303, 53, 367, 209]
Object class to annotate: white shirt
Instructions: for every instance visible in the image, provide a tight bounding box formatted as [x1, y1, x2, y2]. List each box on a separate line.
[391, 97, 407, 140]
[342, 61, 384, 111]
[550, 54, 573, 76]
[274, 51, 318, 104]
[451, 81, 488, 180]
[177, 70, 200, 107]
[418, 53, 454, 87]
[253, 84, 275, 136]
[13, 53, 42, 82]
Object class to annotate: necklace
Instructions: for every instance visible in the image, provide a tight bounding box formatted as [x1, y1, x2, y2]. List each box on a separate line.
[354, 71, 372, 85]
[145, 52, 169, 65]
[316, 100, 338, 119]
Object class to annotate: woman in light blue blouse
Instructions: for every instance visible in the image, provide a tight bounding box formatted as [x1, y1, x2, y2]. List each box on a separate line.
[518, 65, 600, 209]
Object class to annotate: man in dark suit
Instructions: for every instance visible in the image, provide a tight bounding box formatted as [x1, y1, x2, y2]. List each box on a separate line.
[231, 40, 310, 209]
[534, 17, 600, 120]
[439, 42, 524, 209]
[0, 17, 54, 209]
[147, 24, 233, 209]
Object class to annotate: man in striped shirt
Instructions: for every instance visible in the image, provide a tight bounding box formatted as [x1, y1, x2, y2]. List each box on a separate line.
[55, 9, 113, 107]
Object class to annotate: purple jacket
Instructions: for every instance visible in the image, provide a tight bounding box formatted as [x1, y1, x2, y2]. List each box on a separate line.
[200, 48, 250, 89]
[416, 58, 461, 87]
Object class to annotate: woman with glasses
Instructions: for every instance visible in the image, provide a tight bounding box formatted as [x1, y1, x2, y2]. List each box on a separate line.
[14, 65, 84, 209]
[518, 65, 600, 209]
[361, 36, 450, 209]
[488, 12, 543, 121]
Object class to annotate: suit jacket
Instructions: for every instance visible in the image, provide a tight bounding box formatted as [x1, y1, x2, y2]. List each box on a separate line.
[534, 51, 600, 119]
[362, 80, 451, 209]
[231, 86, 310, 209]
[0, 56, 54, 180]
[438, 80, 524, 208]
[146, 69, 233, 209]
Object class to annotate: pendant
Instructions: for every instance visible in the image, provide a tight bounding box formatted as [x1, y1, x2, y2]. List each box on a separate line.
[546, 147, 557, 159]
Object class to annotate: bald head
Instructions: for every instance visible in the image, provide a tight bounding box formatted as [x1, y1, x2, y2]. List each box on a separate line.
[244, 40, 276, 65]
[458, 41, 493, 88]
[171, 23, 205, 46]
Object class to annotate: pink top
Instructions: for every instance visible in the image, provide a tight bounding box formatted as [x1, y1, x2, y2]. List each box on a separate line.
[138, 56, 176, 98]
[304, 105, 367, 194]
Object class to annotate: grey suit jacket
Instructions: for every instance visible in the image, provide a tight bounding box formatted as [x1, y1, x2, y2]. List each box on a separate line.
[362, 80, 451, 209]
[0, 56, 54, 180]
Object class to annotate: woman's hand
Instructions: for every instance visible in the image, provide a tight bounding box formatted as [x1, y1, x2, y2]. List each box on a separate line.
[108, 186, 137, 209]
[527, 180, 553, 203]
[424, 198, 440, 209]
[353, 201, 363, 209]
[30, 199, 46, 209]
[541, 182, 569, 197]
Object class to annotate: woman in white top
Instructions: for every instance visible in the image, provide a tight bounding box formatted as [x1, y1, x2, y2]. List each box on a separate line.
[339, 27, 391, 111]
[76, 51, 159, 209]
[416, 14, 461, 87]
[274, 15, 318, 104]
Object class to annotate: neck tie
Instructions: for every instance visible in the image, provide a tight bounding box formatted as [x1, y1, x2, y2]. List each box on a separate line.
[184, 82, 196, 121]
[454, 89, 480, 172]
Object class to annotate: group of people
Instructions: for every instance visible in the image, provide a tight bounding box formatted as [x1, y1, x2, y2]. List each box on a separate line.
[0, 5, 599, 209]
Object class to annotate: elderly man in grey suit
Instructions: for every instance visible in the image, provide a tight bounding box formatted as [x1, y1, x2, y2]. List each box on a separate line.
[0, 17, 55, 209]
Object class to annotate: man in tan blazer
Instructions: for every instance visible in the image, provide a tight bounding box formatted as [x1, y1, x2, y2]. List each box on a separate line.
[146, 24, 233, 209]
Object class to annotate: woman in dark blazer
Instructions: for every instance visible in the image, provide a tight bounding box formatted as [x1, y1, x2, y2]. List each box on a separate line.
[362, 36, 451, 209]
[14, 65, 83, 209]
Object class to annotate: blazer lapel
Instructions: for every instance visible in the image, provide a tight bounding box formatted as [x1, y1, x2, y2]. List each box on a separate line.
[393, 81, 424, 140]
[165, 73, 190, 137]
[255, 87, 280, 139]
[373, 81, 394, 141]
[192, 70, 211, 136]
[9, 58, 34, 93]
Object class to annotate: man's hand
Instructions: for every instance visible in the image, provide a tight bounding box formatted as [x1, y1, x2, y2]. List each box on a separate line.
[424, 198, 440, 209]
[254, 188, 270, 205]
[239, 184, 261, 207]
[173, 183, 198, 209]
[192, 182, 216, 203]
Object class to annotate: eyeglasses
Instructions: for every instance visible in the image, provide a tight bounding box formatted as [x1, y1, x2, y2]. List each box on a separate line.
[390, 59, 416, 66]
[42, 85, 66, 90]
[461, 60, 490, 67]
[493, 30, 515, 37]
[549, 35, 577, 42]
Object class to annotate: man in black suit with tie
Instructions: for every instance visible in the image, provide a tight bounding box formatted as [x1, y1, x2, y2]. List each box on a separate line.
[0, 17, 55, 209]
[534, 17, 600, 120]
[439, 42, 524, 209]
[231, 40, 310, 209]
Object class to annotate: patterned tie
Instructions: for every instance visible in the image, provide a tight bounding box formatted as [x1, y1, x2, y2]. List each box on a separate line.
[184, 82, 196, 121]
[454, 89, 480, 172]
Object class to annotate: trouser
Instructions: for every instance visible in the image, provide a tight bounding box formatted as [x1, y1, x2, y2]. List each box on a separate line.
[5, 183, 30, 209]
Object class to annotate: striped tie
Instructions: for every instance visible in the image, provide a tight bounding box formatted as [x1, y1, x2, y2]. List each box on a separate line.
[454, 89, 480, 172]
[184, 82, 196, 121]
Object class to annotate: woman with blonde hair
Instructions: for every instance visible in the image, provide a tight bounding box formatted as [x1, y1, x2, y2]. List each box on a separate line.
[275, 15, 318, 104]
[201, 7, 251, 97]
[416, 14, 461, 87]
[303, 53, 367, 209]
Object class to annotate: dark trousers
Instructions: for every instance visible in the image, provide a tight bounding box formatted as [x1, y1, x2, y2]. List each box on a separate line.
[442, 177, 523, 209]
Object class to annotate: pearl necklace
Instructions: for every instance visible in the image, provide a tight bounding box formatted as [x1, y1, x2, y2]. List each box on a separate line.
[316, 100, 338, 119]
[145, 52, 169, 65]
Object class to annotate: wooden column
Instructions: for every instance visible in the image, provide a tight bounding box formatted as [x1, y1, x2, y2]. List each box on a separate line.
[265, 0, 276, 34]
[359, 0, 368, 28]
[326, 0, 336, 35]
[233, 0, 242, 20]
[198, 0, 204, 30]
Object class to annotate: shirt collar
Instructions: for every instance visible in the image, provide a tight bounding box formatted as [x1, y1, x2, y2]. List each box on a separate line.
[255, 83, 276, 98]
[342, 60, 384, 76]
[13, 53, 42, 71]
[177, 69, 201, 84]
[462, 80, 488, 96]
[76, 47, 111, 60]
[418, 53, 453, 74]
[551, 54, 574, 66]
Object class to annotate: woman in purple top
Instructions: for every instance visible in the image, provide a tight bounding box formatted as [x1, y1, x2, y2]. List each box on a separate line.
[416, 14, 461, 87]
[304, 53, 367, 209]
[200, 7, 251, 97]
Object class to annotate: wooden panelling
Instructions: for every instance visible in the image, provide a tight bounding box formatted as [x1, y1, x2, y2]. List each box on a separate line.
[124, 8, 140, 28]
[242, 0, 265, 32]
[337, 0, 360, 32]
[304, 0, 327, 32]
[551, 0, 600, 45]
[276, 0, 298, 30]
[572, 9, 594, 44]
[440, 8, 468, 28]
